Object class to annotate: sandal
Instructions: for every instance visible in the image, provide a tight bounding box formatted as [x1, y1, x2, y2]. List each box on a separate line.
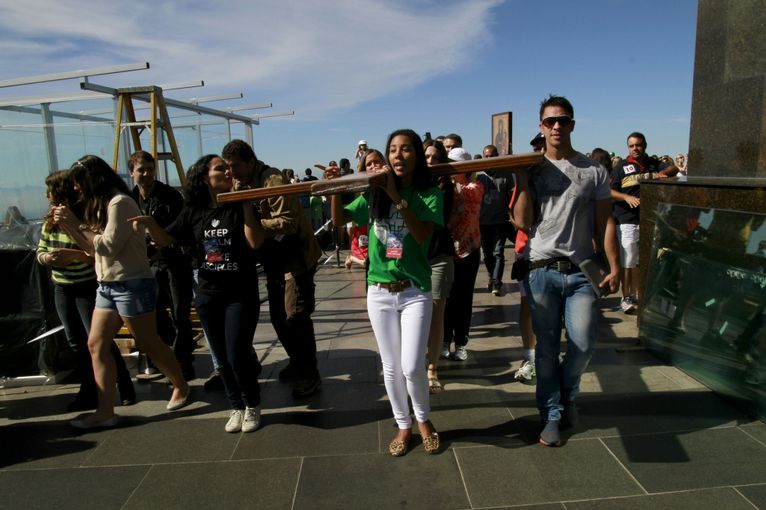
[389, 434, 411, 457]
[344, 255, 353, 270]
[428, 375, 443, 394]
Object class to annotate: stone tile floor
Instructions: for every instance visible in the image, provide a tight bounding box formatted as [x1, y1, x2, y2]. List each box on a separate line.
[2, 252, 765, 509]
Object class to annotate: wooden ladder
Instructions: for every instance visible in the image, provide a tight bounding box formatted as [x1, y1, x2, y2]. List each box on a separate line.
[112, 86, 185, 185]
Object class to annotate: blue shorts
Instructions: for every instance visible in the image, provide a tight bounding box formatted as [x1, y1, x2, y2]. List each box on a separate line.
[95, 278, 158, 317]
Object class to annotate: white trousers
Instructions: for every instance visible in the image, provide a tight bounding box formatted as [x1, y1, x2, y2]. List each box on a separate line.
[367, 284, 433, 429]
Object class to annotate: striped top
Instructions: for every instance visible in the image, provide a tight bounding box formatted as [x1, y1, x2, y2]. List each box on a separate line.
[36, 225, 96, 285]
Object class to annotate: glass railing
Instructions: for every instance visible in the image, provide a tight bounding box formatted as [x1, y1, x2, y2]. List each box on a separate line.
[641, 203, 766, 420]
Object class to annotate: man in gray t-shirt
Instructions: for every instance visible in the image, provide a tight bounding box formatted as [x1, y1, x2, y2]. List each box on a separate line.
[512, 95, 619, 447]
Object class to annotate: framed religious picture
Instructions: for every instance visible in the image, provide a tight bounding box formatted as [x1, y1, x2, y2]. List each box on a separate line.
[491, 112, 512, 155]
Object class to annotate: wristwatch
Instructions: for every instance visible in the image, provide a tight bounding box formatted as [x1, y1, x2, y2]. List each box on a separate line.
[394, 199, 408, 211]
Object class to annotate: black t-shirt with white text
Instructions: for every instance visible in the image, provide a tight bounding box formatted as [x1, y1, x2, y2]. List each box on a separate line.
[166, 204, 257, 296]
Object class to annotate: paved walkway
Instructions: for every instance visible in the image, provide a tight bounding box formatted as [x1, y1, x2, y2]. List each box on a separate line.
[2, 251, 766, 509]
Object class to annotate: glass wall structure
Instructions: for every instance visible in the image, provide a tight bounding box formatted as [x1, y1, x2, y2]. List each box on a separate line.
[641, 203, 766, 420]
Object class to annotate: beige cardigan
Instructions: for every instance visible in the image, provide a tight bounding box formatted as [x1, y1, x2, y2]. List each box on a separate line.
[92, 193, 153, 282]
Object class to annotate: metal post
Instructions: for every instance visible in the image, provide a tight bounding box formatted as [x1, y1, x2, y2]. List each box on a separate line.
[40, 103, 58, 174]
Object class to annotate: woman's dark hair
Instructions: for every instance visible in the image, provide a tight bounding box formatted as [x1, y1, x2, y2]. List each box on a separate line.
[43, 170, 82, 233]
[370, 129, 431, 220]
[423, 138, 453, 221]
[184, 154, 220, 208]
[69, 155, 131, 230]
[590, 147, 612, 171]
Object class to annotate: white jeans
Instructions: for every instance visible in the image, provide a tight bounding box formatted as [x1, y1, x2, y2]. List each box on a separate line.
[367, 284, 433, 429]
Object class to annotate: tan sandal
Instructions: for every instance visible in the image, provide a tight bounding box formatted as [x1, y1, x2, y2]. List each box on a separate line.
[428, 375, 443, 394]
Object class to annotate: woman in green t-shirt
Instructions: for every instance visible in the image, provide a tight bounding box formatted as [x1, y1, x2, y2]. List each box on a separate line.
[330, 129, 443, 456]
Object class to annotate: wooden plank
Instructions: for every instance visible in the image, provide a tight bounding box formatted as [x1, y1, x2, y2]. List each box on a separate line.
[217, 152, 543, 204]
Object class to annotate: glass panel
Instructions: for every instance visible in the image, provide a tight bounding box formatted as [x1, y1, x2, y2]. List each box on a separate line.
[641, 203, 766, 420]
[0, 108, 49, 221]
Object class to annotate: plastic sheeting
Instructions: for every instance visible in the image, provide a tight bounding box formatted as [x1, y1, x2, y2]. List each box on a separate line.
[0, 220, 64, 377]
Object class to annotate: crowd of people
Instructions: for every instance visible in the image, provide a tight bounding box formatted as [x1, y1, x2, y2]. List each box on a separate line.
[35, 94, 686, 450]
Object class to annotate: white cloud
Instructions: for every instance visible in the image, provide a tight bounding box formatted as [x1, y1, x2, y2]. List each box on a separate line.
[0, 0, 504, 116]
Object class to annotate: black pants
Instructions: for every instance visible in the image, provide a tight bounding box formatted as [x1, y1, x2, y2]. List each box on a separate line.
[153, 257, 195, 366]
[53, 280, 131, 397]
[444, 249, 481, 347]
[266, 264, 319, 379]
[480, 224, 508, 286]
[195, 291, 262, 409]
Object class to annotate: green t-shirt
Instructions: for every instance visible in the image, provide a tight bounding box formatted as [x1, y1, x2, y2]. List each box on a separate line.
[345, 186, 443, 291]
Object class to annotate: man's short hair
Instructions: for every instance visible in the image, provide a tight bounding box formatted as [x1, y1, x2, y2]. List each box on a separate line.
[626, 131, 647, 145]
[222, 139, 256, 162]
[539, 94, 574, 119]
[128, 150, 154, 172]
[483, 144, 499, 156]
[444, 133, 463, 146]
[305, 168, 312, 176]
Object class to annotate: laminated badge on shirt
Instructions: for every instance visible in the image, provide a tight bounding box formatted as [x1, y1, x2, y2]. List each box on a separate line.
[373, 211, 407, 260]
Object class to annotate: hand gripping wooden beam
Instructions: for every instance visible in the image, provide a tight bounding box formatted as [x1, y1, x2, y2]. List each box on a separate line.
[216, 152, 543, 204]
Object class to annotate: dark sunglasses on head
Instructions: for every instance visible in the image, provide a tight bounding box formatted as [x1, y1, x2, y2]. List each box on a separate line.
[541, 115, 573, 128]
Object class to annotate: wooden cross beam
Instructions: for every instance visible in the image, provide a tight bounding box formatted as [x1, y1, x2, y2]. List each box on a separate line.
[216, 152, 543, 204]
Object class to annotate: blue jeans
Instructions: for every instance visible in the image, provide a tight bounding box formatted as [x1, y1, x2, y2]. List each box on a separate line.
[195, 292, 262, 409]
[523, 267, 597, 422]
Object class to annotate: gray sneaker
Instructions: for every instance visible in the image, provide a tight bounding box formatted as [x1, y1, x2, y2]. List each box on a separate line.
[440, 343, 451, 359]
[241, 406, 261, 433]
[451, 345, 468, 361]
[514, 359, 536, 382]
[225, 409, 244, 433]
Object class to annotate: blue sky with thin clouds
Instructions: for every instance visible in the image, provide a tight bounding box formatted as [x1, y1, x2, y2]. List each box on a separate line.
[0, 0, 697, 211]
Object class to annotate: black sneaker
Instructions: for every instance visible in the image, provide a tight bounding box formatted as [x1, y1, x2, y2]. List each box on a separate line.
[292, 376, 321, 398]
[203, 370, 224, 392]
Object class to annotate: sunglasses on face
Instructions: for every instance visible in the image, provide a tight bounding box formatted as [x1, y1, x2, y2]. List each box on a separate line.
[541, 115, 573, 128]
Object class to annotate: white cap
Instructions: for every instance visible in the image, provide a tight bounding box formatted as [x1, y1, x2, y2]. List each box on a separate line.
[448, 147, 472, 161]
[358, 139, 367, 146]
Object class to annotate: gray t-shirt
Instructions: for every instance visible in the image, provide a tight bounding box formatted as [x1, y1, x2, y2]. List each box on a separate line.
[525, 152, 611, 264]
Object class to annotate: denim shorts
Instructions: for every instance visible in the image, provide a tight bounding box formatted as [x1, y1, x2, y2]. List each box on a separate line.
[95, 278, 158, 317]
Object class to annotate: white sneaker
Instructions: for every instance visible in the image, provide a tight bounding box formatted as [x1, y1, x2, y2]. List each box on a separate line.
[241, 406, 261, 433]
[620, 297, 637, 314]
[452, 345, 468, 361]
[440, 343, 450, 359]
[225, 409, 244, 433]
[514, 359, 536, 382]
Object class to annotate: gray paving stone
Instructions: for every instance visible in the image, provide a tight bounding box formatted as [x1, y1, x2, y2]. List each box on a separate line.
[602, 427, 766, 492]
[0, 465, 148, 510]
[82, 417, 241, 466]
[233, 410, 381, 459]
[1, 421, 114, 470]
[123, 459, 300, 510]
[735, 483, 766, 509]
[566, 487, 755, 509]
[294, 452, 467, 510]
[456, 439, 643, 507]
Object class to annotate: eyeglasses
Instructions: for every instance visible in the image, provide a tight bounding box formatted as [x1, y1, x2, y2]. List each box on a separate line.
[541, 115, 573, 128]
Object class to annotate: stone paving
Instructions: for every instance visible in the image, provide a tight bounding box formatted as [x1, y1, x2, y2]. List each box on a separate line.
[2, 251, 765, 509]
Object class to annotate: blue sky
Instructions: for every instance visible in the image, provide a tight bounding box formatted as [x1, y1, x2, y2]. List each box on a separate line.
[0, 0, 698, 177]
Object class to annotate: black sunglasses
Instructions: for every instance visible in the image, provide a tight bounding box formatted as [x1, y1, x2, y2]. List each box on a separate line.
[541, 115, 573, 128]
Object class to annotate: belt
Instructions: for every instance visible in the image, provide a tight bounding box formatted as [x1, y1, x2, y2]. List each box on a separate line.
[528, 257, 575, 272]
[375, 280, 412, 293]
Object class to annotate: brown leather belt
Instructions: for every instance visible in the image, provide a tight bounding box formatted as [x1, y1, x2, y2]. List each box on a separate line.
[375, 280, 412, 293]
